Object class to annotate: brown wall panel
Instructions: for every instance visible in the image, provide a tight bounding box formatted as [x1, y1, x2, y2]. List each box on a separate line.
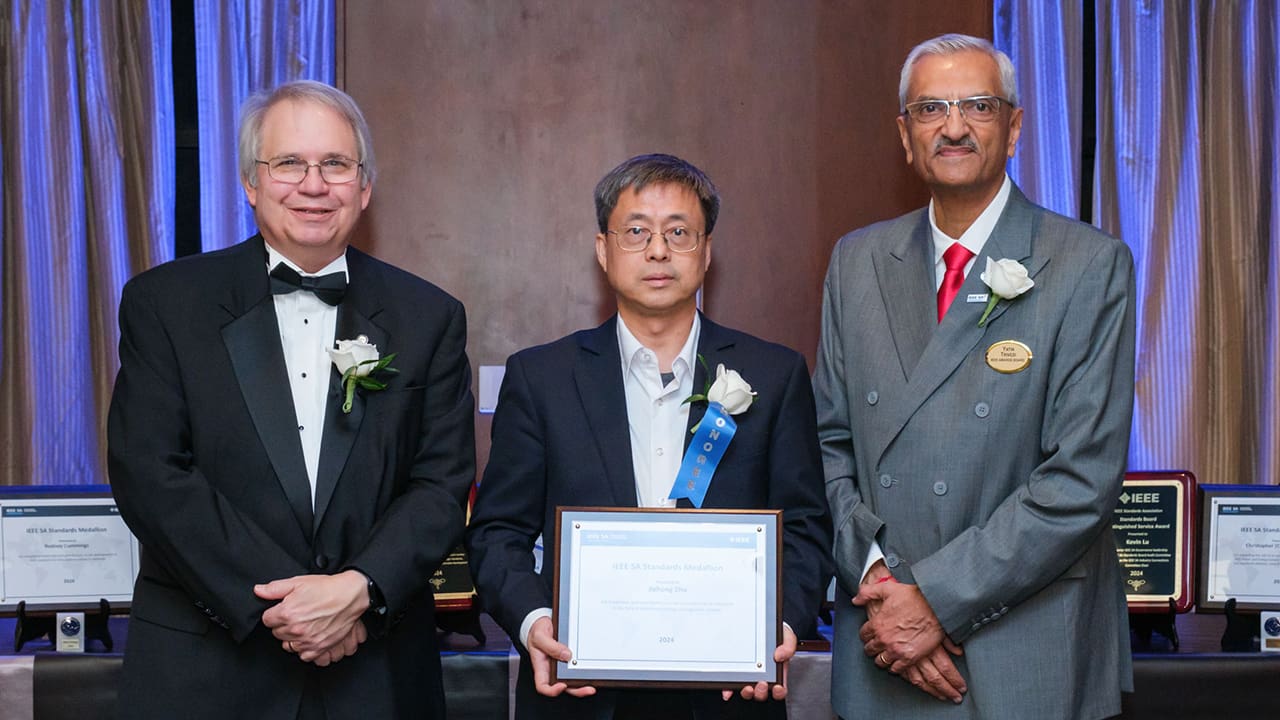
[338, 1, 991, 472]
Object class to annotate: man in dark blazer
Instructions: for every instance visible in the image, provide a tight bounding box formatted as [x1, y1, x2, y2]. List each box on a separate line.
[108, 81, 474, 719]
[465, 154, 831, 720]
[815, 35, 1135, 719]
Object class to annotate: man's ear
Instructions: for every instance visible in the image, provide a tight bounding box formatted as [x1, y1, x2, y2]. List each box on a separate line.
[1006, 107, 1024, 158]
[595, 232, 609, 273]
[242, 176, 258, 208]
[896, 115, 914, 165]
[359, 180, 373, 210]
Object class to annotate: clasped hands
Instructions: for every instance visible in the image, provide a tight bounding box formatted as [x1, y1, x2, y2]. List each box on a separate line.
[255, 569, 370, 667]
[855, 562, 966, 704]
[525, 616, 797, 703]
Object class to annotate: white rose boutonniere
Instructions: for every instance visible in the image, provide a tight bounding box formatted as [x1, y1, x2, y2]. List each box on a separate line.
[977, 257, 1035, 327]
[706, 364, 756, 414]
[328, 335, 399, 413]
[684, 357, 757, 432]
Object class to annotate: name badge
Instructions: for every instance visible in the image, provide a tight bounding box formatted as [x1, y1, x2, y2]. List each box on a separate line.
[985, 340, 1033, 374]
[966, 293, 990, 303]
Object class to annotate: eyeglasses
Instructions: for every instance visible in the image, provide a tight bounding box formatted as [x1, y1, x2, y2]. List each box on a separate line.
[255, 157, 363, 184]
[901, 96, 1012, 125]
[607, 226, 704, 253]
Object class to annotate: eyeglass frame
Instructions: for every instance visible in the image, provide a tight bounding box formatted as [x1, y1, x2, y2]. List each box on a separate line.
[254, 157, 365, 185]
[606, 226, 705, 253]
[899, 95, 1014, 124]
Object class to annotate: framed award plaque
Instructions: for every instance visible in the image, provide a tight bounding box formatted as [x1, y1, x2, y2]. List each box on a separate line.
[434, 485, 478, 611]
[1111, 471, 1196, 612]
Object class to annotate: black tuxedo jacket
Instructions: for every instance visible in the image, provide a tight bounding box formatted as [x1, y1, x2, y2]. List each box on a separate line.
[108, 235, 474, 719]
[465, 315, 831, 720]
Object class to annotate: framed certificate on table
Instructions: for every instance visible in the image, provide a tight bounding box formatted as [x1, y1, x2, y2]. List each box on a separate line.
[0, 486, 141, 613]
[552, 507, 781, 688]
[1198, 484, 1280, 612]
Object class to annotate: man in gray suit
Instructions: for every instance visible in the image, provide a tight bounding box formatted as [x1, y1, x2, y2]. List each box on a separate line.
[814, 34, 1135, 719]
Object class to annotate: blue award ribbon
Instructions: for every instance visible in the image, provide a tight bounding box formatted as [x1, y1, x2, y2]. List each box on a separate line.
[668, 402, 737, 508]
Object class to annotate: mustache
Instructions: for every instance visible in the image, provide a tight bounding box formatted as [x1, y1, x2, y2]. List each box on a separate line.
[934, 136, 978, 152]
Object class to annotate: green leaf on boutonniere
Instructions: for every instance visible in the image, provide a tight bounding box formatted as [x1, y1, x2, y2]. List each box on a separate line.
[340, 353, 399, 413]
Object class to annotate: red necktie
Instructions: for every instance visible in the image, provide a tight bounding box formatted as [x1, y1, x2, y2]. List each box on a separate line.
[937, 242, 975, 322]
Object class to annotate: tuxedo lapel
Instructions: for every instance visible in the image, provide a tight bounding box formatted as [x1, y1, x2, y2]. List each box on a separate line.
[574, 319, 638, 506]
[875, 215, 936, 381]
[871, 186, 1050, 467]
[220, 237, 314, 537]
[313, 250, 384, 531]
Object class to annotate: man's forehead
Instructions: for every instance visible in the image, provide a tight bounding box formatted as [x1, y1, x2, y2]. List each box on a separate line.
[614, 183, 703, 218]
[907, 50, 1000, 98]
[260, 99, 357, 150]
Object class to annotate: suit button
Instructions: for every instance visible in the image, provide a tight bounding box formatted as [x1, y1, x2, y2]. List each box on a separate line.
[314, 555, 330, 570]
[933, 481, 948, 496]
[974, 402, 990, 418]
[885, 554, 900, 568]
[879, 474, 893, 488]
[866, 391, 879, 405]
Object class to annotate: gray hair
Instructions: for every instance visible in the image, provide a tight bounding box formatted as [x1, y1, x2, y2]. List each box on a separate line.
[898, 34, 1019, 110]
[238, 80, 377, 188]
[594, 154, 721, 234]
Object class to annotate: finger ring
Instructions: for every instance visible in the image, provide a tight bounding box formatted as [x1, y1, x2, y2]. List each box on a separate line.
[287, 641, 295, 653]
[877, 652, 887, 665]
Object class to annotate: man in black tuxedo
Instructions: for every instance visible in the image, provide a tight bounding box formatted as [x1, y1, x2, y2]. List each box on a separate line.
[108, 80, 474, 719]
[465, 154, 831, 719]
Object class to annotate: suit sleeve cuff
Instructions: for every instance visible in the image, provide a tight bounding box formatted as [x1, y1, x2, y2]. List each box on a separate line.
[519, 607, 553, 650]
[860, 540, 886, 583]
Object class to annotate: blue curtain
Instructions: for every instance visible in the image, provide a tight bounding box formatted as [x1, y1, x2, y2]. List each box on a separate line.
[999, 1, 1280, 484]
[194, 0, 335, 252]
[994, 0, 1083, 219]
[0, 0, 174, 485]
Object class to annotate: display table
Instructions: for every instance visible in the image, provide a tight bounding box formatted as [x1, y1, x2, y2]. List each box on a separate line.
[3, 616, 1280, 719]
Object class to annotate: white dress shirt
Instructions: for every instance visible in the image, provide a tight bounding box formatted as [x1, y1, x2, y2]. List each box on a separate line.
[617, 313, 700, 509]
[518, 313, 701, 649]
[861, 175, 1012, 582]
[266, 244, 346, 505]
[928, 174, 1012, 288]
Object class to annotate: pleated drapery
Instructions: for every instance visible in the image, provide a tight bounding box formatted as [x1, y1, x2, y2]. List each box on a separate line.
[1095, 1, 1280, 485]
[1000, 0, 1280, 485]
[194, 0, 334, 252]
[995, 0, 1084, 219]
[0, 0, 173, 486]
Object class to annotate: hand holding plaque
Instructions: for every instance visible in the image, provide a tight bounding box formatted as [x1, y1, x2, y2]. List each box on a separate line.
[528, 616, 597, 698]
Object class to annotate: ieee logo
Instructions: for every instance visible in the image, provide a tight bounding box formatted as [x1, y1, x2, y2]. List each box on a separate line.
[1119, 492, 1160, 504]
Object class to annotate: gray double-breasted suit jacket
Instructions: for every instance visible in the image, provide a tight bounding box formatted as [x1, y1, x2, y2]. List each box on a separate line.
[814, 185, 1136, 719]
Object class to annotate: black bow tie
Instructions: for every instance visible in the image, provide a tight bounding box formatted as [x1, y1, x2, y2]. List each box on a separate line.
[269, 263, 347, 306]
